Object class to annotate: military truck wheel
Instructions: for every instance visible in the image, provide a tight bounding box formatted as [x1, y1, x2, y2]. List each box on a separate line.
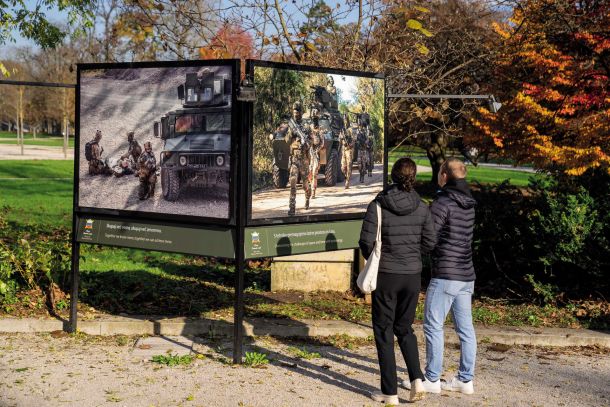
[272, 165, 288, 188]
[325, 149, 339, 186]
[161, 168, 180, 201]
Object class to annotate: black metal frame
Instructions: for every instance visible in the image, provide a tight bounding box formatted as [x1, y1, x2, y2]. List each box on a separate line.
[245, 59, 388, 226]
[75, 59, 241, 226]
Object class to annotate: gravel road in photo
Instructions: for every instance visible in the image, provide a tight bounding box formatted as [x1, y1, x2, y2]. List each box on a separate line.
[252, 163, 384, 219]
[251, 163, 431, 219]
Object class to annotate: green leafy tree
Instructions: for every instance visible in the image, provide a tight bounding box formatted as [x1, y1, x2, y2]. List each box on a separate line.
[0, 0, 93, 48]
[0, 0, 93, 75]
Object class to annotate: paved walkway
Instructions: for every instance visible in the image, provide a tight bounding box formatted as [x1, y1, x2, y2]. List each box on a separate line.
[0, 144, 74, 160]
[0, 332, 608, 406]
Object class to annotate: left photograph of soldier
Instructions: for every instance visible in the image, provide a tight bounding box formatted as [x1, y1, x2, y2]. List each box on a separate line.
[78, 65, 233, 219]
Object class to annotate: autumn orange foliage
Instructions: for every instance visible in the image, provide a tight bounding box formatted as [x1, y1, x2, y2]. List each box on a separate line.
[472, 0, 609, 175]
[199, 24, 255, 61]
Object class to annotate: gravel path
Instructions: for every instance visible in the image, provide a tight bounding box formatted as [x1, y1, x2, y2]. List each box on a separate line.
[1, 333, 608, 407]
[78, 67, 230, 219]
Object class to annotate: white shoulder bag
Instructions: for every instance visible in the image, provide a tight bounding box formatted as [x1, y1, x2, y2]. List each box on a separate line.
[357, 203, 382, 294]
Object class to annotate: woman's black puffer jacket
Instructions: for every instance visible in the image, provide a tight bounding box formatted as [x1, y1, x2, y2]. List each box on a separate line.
[359, 184, 436, 274]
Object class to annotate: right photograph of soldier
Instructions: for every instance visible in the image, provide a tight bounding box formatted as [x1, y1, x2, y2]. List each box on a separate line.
[78, 65, 233, 219]
[251, 65, 385, 220]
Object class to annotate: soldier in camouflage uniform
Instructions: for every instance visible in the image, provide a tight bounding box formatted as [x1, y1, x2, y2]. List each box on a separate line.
[120, 131, 142, 173]
[340, 127, 355, 189]
[88, 130, 109, 175]
[356, 128, 370, 183]
[358, 105, 374, 177]
[366, 134, 375, 177]
[287, 102, 311, 216]
[308, 109, 325, 199]
[137, 142, 157, 200]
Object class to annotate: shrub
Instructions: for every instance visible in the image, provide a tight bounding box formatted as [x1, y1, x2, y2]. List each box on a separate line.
[471, 172, 610, 303]
[0, 214, 71, 308]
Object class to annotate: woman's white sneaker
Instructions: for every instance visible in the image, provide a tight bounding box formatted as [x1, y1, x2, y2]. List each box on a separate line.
[441, 376, 474, 394]
[370, 391, 399, 405]
[401, 377, 441, 394]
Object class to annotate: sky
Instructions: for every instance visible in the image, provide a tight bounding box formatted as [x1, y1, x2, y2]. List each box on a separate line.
[330, 73, 358, 104]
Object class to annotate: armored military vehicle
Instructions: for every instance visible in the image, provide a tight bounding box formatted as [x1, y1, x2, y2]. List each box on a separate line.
[154, 70, 232, 201]
[269, 85, 344, 188]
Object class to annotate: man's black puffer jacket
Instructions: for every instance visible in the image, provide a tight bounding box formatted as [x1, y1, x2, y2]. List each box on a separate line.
[359, 184, 436, 274]
[430, 178, 477, 281]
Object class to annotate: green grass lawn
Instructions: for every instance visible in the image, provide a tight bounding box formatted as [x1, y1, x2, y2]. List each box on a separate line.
[0, 160, 603, 328]
[0, 131, 74, 147]
[388, 145, 539, 187]
[0, 160, 73, 228]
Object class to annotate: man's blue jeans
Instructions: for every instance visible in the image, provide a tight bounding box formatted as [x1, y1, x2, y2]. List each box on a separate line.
[423, 278, 476, 382]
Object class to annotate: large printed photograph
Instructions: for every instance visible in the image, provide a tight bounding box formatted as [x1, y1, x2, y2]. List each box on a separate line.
[251, 65, 384, 220]
[78, 65, 233, 219]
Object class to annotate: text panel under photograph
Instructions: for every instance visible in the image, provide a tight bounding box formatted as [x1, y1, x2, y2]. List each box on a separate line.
[76, 216, 235, 258]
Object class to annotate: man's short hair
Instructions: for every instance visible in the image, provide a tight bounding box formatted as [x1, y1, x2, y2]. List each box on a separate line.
[440, 157, 467, 181]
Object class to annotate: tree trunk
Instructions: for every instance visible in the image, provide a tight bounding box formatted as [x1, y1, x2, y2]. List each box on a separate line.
[426, 131, 448, 186]
[18, 86, 24, 155]
[63, 88, 68, 159]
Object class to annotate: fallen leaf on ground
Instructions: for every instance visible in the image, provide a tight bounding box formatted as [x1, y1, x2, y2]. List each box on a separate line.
[50, 330, 67, 338]
[487, 344, 511, 352]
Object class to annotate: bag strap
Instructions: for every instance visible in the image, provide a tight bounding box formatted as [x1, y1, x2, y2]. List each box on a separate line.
[375, 203, 382, 241]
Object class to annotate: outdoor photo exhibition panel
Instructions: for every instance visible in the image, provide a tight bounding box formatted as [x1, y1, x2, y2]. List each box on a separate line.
[76, 60, 239, 229]
[69, 58, 385, 362]
[70, 60, 244, 360]
[244, 60, 387, 258]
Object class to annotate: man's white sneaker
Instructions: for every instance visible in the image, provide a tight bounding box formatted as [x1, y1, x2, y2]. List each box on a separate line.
[400, 377, 441, 394]
[370, 391, 399, 405]
[409, 378, 425, 401]
[441, 376, 474, 394]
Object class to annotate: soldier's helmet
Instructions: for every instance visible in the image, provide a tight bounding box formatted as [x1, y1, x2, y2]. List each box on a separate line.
[127, 131, 135, 140]
[144, 141, 152, 150]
